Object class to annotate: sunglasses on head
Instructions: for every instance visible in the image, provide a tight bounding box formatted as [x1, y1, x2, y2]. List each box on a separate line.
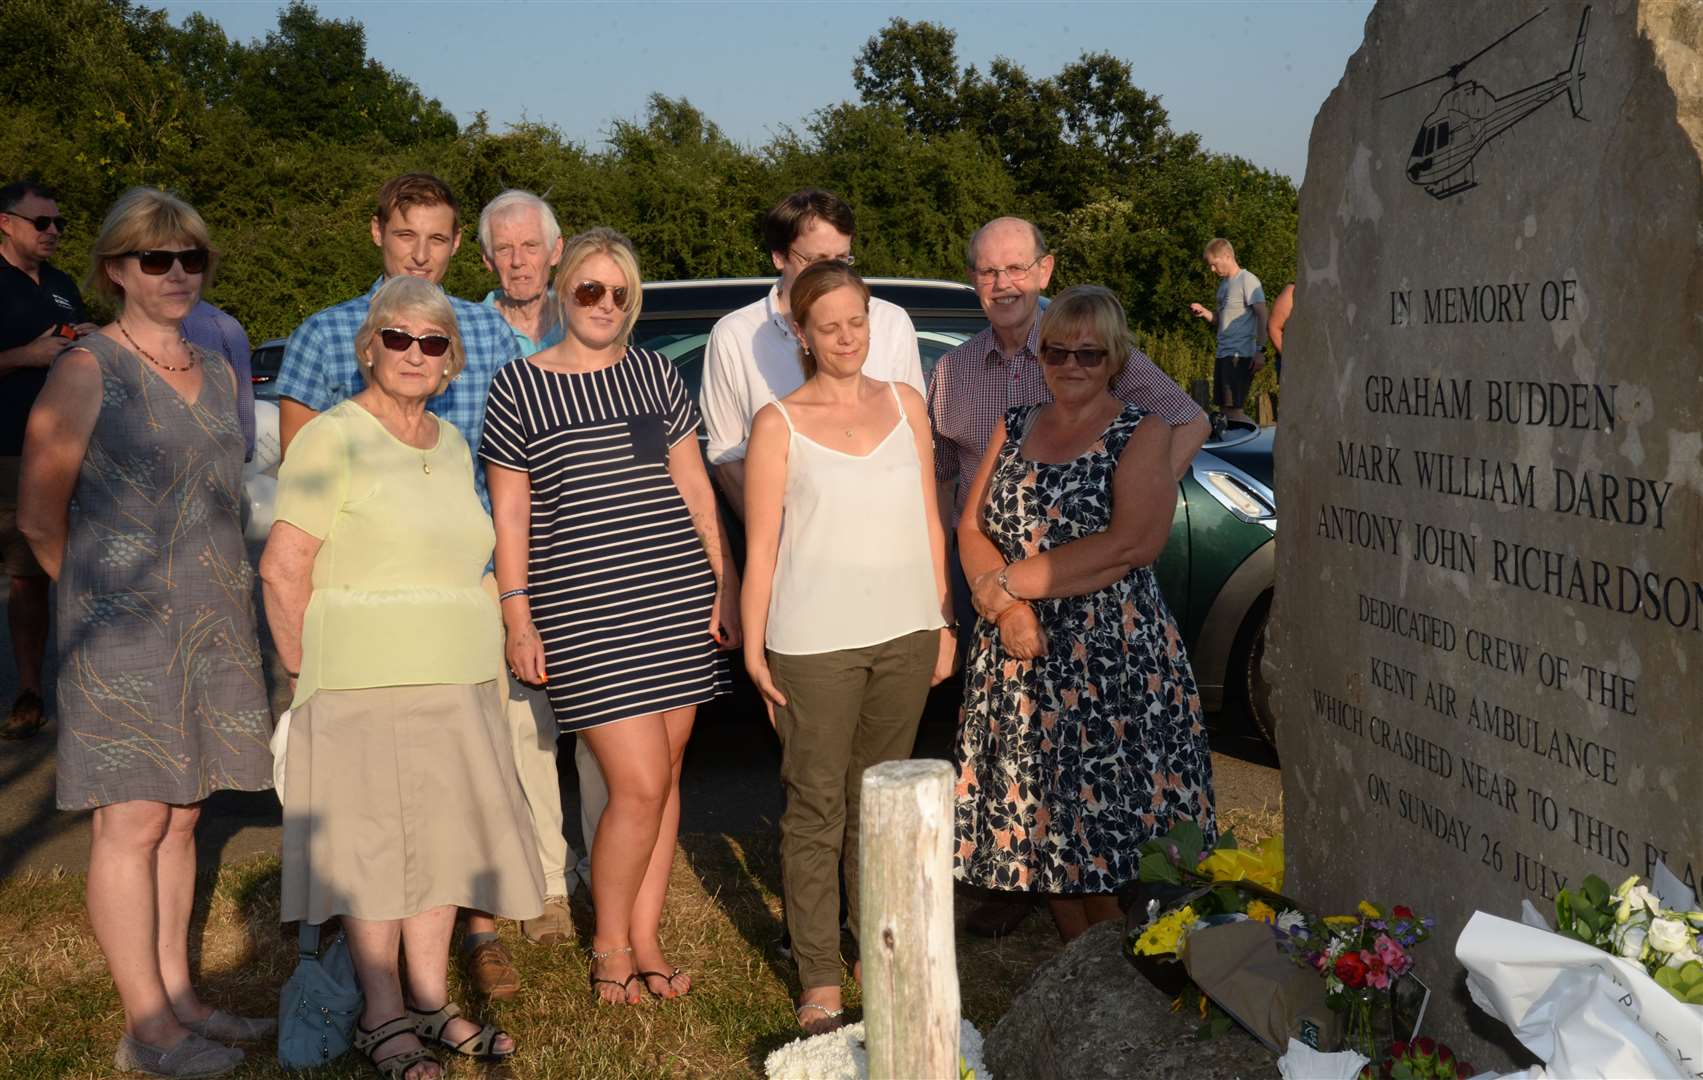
[1039, 345, 1109, 368]
[127, 249, 210, 275]
[7, 213, 67, 233]
[571, 280, 630, 309]
[378, 327, 452, 357]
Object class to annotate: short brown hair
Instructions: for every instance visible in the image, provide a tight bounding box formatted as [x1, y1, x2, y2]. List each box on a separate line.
[354, 276, 466, 396]
[1037, 285, 1135, 388]
[553, 226, 644, 347]
[762, 188, 856, 258]
[1204, 237, 1234, 260]
[86, 187, 216, 305]
[375, 173, 459, 231]
[789, 260, 869, 379]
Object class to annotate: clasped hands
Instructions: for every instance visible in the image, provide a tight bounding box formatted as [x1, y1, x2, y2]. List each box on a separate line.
[971, 565, 1047, 660]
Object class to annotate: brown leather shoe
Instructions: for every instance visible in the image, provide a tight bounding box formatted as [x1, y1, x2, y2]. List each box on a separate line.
[965, 893, 1038, 938]
[467, 940, 520, 1000]
[522, 896, 575, 946]
[0, 690, 45, 740]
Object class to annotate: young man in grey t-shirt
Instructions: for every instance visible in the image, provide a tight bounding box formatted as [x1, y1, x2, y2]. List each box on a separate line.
[1189, 237, 1267, 424]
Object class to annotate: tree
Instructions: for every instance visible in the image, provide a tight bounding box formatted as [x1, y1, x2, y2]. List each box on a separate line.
[851, 18, 963, 138]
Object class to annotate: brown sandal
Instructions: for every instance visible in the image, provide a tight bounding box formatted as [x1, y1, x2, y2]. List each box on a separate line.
[354, 1015, 440, 1079]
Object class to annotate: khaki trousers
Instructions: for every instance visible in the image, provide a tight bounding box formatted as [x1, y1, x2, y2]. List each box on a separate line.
[768, 629, 937, 989]
[482, 573, 599, 899]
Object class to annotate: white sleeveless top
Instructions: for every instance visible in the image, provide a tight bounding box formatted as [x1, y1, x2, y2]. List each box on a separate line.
[767, 382, 946, 655]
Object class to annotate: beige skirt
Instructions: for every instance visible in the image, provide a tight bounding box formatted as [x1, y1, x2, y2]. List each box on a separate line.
[280, 681, 545, 924]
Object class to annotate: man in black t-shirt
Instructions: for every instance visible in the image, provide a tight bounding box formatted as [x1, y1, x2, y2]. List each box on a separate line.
[0, 180, 95, 740]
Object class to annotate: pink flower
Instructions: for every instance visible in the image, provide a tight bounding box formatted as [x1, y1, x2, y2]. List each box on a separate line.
[1374, 933, 1405, 967]
[1359, 949, 1390, 989]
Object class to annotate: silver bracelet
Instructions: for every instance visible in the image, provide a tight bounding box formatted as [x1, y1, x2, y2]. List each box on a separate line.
[498, 587, 529, 602]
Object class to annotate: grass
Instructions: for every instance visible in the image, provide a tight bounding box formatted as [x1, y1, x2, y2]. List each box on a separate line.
[0, 809, 1282, 1080]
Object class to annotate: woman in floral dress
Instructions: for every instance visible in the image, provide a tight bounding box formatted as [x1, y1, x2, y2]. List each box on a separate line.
[954, 284, 1216, 941]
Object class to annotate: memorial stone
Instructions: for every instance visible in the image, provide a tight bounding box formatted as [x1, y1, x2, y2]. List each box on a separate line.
[1269, 0, 1703, 1068]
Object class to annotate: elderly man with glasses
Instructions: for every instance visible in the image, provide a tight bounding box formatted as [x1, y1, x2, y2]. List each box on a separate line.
[699, 188, 924, 516]
[0, 180, 95, 741]
[927, 215, 1210, 939]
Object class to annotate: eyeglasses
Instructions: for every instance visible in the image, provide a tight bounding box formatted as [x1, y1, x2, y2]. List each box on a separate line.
[971, 256, 1042, 285]
[788, 248, 855, 268]
[571, 280, 631, 309]
[378, 327, 452, 357]
[5, 213, 67, 233]
[1039, 345, 1109, 368]
[127, 249, 210, 275]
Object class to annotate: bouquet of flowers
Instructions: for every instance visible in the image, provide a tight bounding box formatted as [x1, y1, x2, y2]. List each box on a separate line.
[1552, 873, 1703, 1004]
[1357, 1037, 1473, 1080]
[1277, 901, 1433, 1058]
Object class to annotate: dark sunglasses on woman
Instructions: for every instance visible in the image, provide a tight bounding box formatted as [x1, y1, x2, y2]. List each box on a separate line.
[1039, 345, 1109, 368]
[571, 280, 630, 309]
[127, 248, 210, 275]
[378, 328, 452, 358]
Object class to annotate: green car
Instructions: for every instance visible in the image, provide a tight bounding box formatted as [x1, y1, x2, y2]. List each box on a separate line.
[630, 277, 1279, 748]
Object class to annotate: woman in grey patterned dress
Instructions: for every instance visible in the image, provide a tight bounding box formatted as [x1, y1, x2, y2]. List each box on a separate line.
[19, 188, 272, 1078]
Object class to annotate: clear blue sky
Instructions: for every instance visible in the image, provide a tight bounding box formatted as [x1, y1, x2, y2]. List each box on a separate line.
[158, 1, 1372, 181]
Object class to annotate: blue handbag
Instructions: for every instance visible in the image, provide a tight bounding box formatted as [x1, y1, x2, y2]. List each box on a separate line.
[277, 920, 363, 1069]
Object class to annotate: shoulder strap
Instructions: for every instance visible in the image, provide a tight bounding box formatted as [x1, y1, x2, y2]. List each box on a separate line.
[769, 398, 797, 433]
[1103, 404, 1147, 459]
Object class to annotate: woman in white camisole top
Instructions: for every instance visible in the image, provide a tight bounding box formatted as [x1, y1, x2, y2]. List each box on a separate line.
[740, 261, 955, 1034]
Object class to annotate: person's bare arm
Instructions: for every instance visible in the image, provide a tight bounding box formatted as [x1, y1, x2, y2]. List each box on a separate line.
[898, 386, 956, 683]
[1170, 413, 1209, 479]
[17, 347, 102, 579]
[488, 462, 547, 685]
[955, 418, 1011, 605]
[279, 398, 319, 457]
[258, 521, 322, 691]
[1188, 302, 1215, 326]
[1267, 284, 1294, 356]
[739, 406, 790, 712]
[669, 427, 741, 648]
[975, 419, 1175, 608]
[711, 459, 747, 523]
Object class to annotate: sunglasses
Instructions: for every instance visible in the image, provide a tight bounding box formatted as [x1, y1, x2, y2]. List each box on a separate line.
[378, 327, 452, 357]
[6, 214, 67, 233]
[1039, 345, 1109, 368]
[127, 249, 210, 275]
[571, 280, 631, 309]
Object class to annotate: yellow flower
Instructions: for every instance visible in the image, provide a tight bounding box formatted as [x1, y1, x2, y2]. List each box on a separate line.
[1323, 915, 1361, 927]
[1134, 906, 1197, 955]
[1358, 900, 1382, 919]
[1199, 836, 1285, 891]
[1246, 900, 1277, 924]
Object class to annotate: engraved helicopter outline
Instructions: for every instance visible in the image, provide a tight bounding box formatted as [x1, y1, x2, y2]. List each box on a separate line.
[1382, 5, 1592, 200]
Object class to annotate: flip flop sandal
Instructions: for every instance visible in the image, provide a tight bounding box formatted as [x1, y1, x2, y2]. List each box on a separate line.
[637, 967, 690, 1000]
[354, 1016, 440, 1079]
[406, 1002, 514, 1060]
[796, 1002, 847, 1034]
[588, 945, 640, 1005]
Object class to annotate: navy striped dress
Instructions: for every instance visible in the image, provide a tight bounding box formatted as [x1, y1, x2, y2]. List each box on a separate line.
[479, 348, 729, 731]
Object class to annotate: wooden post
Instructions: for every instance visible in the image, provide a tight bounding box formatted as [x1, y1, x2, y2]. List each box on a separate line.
[860, 759, 960, 1080]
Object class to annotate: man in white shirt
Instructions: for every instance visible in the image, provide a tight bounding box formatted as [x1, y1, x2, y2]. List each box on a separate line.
[700, 188, 923, 516]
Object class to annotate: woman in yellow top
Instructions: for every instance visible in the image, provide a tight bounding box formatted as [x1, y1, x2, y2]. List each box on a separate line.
[260, 276, 544, 1080]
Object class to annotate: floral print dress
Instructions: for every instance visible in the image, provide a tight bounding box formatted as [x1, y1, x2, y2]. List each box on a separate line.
[954, 403, 1215, 893]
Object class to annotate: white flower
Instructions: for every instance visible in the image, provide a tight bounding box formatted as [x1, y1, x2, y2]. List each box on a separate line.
[1647, 917, 1692, 955]
[1664, 944, 1700, 969]
[1616, 883, 1661, 922]
[1277, 909, 1308, 934]
[1614, 923, 1648, 960]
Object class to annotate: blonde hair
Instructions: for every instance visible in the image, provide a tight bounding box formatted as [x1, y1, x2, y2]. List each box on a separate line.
[86, 187, 217, 305]
[789, 260, 869, 379]
[1037, 285, 1135, 388]
[353, 276, 466, 395]
[1204, 237, 1235, 260]
[553, 227, 642, 346]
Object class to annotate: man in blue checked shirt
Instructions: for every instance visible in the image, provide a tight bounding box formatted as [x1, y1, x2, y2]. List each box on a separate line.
[274, 172, 572, 1001]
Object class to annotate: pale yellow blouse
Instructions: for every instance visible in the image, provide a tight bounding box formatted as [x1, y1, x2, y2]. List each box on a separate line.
[276, 399, 499, 708]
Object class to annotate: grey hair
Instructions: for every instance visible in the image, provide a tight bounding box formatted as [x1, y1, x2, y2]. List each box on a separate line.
[966, 216, 1048, 270]
[476, 189, 562, 257]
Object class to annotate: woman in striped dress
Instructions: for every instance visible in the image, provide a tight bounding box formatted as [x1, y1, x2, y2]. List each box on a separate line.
[480, 227, 739, 1004]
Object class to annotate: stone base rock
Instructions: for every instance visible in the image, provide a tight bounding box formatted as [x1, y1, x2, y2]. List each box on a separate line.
[985, 921, 1281, 1080]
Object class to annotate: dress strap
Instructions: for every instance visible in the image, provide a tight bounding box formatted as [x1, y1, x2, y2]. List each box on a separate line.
[770, 398, 798, 433]
[1102, 404, 1149, 459]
